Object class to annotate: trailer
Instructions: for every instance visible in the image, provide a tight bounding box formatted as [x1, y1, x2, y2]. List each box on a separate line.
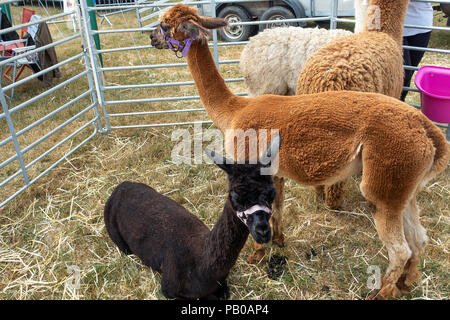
[197, 0, 355, 42]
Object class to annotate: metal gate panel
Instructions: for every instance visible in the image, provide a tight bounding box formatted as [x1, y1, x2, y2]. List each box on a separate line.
[0, 1, 101, 208]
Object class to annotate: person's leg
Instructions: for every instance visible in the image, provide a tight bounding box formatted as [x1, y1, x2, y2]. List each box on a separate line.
[401, 37, 412, 101]
[408, 31, 432, 68]
[401, 32, 432, 101]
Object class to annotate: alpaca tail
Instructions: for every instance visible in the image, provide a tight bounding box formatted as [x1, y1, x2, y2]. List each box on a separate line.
[420, 116, 450, 179]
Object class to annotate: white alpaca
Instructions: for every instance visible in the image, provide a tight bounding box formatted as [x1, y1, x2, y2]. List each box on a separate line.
[239, 0, 366, 97]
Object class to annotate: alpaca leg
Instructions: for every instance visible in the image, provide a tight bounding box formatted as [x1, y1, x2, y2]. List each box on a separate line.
[397, 198, 428, 294]
[271, 176, 285, 247]
[246, 242, 266, 264]
[324, 181, 345, 210]
[368, 207, 412, 300]
[314, 185, 325, 200]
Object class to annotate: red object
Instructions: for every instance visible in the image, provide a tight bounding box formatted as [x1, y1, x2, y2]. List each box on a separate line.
[2, 7, 36, 83]
[21, 7, 35, 39]
[0, 42, 24, 53]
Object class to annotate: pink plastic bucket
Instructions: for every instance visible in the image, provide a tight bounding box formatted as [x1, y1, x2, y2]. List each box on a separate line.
[414, 66, 450, 123]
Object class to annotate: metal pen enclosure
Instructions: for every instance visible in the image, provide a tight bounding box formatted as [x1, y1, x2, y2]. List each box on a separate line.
[0, 0, 449, 208]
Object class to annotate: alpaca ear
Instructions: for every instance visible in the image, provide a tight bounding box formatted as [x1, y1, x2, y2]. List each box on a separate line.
[177, 20, 210, 40]
[259, 135, 282, 167]
[204, 148, 233, 174]
[199, 17, 228, 29]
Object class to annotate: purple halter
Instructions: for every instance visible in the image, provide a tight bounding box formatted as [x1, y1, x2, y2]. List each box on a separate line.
[160, 27, 196, 58]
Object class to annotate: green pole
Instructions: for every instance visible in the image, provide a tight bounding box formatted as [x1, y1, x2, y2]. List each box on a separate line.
[0, 3, 12, 24]
[86, 0, 103, 67]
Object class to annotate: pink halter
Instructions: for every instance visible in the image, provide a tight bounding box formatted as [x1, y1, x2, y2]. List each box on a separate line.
[236, 205, 271, 226]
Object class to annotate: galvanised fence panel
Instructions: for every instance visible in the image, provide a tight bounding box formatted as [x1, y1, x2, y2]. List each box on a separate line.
[0, 0, 101, 208]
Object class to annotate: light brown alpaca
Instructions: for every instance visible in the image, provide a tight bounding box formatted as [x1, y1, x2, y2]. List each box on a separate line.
[150, 4, 449, 299]
[293, 0, 409, 223]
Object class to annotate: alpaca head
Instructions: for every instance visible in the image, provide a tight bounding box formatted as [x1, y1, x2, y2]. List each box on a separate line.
[150, 4, 227, 50]
[205, 136, 282, 244]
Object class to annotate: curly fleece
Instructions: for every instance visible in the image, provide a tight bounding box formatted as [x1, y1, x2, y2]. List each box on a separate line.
[240, 27, 352, 97]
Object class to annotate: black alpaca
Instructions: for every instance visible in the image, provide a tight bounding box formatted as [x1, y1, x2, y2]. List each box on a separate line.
[104, 136, 281, 299]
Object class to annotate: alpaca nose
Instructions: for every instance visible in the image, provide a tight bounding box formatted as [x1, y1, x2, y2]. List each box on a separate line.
[255, 225, 270, 238]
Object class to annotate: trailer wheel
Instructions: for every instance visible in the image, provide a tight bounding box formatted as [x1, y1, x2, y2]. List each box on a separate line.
[259, 6, 298, 31]
[218, 6, 256, 42]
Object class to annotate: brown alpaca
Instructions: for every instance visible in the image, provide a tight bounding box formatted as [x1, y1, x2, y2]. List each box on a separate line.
[150, 4, 449, 299]
[294, 0, 409, 220]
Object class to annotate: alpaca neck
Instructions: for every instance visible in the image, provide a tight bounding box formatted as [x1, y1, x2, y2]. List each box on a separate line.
[365, 0, 409, 46]
[200, 198, 249, 280]
[185, 40, 241, 131]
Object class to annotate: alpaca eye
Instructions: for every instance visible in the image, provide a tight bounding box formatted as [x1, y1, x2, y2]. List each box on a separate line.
[161, 24, 170, 32]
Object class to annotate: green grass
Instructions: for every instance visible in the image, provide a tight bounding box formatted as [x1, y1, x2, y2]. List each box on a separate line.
[0, 4, 449, 300]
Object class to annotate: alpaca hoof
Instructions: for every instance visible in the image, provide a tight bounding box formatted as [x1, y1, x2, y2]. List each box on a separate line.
[272, 234, 285, 248]
[396, 274, 410, 295]
[396, 273, 417, 295]
[325, 198, 343, 210]
[368, 283, 402, 300]
[246, 249, 265, 264]
[366, 289, 382, 300]
[325, 203, 343, 211]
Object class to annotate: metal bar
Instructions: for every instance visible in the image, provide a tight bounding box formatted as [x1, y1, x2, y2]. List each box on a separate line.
[0, 125, 97, 209]
[335, 18, 355, 24]
[402, 45, 450, 54]
[98, 44, 153, 54]
[89, 0, 313, 11]
[0, 115, 96, 188]
[80, 0, 110, 132]
[97, 41, 249, 55]
[78, 3, 104, 134]
[100, 59, 239, 72]
[402, 86, 420, 92]
[0, 167, 23, 190]
[110, 120, 213, 130]
[25, 118, 97, 169]
[2, 52, 85, 91]
[330, 0, 338, 29]
[0, 34, 81, 67]
[102, 78, 244, 90]
[210, 0, 219, 67]
[104, 92, 248, 105]
[108, 108, 206, 117]
[6, 71, 89, 116]
[403, 65, 420, 71]
[0, 11, 76, 36]
[0, 90, 29, 184]
[91, 16, 331, 34]
[21, 103, 96, 154]
[0, 90, 93, 148]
